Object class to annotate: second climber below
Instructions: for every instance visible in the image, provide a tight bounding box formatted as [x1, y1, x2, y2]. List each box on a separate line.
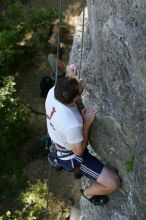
[45, 70, 121, 206]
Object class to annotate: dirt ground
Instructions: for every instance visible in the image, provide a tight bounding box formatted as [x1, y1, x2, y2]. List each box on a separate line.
[16, 0, 84, 215]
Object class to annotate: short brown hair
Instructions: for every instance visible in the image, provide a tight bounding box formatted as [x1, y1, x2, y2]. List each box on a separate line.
[54, 77, 80, 104]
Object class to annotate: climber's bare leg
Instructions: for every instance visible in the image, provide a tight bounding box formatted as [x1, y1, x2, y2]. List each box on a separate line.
[84, 167, 120, 199]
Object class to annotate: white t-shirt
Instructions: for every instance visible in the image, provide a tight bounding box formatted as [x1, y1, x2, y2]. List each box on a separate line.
[45, 87, 83, 150]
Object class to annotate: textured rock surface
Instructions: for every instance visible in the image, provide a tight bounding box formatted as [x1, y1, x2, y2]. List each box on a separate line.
[70, 1, 146, 219]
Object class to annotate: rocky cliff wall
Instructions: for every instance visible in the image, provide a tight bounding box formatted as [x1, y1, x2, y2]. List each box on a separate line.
[70, 1, 146, 219]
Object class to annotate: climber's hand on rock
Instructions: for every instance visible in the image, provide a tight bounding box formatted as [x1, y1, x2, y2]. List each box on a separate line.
[82, 107, 96, 127]
[65, 64, 77, 77]
[60, 42, 65, 48]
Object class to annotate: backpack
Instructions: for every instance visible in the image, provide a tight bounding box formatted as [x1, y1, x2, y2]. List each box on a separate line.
[40, 75, 54, 98]
[39, 136, 52, 152]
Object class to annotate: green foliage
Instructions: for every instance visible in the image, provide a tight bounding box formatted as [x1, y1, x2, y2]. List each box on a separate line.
[0, 1, 58, 76]
[8, 1, 23, 19]
[0, 28, 34, 76]
[28, 8, 58, 29]
[0, 76, 27, 132]
[123, 154, 135, 172]
[0, 76, 29, 200]
[6, 1, 58, 29]
[0, 181, 61, 220]
[0, 14, 5, 30]
[0, 0, 58, 206]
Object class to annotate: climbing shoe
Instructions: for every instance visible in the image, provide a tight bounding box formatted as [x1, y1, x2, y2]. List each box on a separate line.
[74, 172, 83, 179]
[74, 165, 83, 179]
[80, 189, 109, 206]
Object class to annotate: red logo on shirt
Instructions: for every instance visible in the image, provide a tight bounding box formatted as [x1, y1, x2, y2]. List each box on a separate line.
[50, 107, 56, 119]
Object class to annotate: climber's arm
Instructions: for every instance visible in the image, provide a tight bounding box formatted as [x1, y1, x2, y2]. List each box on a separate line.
[69, 107, 96, 156]
[69, 124, 89, 156]
[57, 60, 66, 70]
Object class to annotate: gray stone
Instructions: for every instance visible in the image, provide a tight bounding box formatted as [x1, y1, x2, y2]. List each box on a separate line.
[70, 0, 146, 219]
[69, 207, 81, 220]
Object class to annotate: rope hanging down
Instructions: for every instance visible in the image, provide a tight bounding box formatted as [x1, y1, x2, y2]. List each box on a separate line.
[45, 163, 51, 220]
[55, 0, 63, 85]
[78, 5, 85, 79]
[45, 1, 63, 219]
[45, 2, 85, 219]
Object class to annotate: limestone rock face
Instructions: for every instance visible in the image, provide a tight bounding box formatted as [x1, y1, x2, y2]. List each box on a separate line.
[70, 1, 146, 219]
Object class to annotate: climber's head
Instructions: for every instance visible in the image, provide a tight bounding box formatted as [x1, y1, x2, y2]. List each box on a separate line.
[54, 76, 83, 105]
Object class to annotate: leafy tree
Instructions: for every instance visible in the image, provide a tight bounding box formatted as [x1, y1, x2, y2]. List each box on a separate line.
[0, 0, 58, 202]
[0, 181, 67, 220]
[0, 76, 28, 200]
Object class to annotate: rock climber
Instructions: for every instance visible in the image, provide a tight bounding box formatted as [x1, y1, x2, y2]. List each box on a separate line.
[45, 67, 121, 206]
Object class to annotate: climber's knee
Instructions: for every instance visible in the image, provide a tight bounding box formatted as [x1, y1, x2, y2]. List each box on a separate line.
[97, 167, 121, 192]
[108, 175, 120, 192]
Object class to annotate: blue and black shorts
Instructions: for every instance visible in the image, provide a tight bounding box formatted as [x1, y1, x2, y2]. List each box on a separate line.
[57, 149, 104, 181]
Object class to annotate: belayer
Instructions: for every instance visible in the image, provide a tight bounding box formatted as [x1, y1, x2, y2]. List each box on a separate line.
[45, 68, 121, 206]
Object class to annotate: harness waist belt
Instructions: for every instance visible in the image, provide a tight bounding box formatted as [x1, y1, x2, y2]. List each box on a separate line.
[54, 143, 75, 160]
[55, 143, 72, 153]
[57, 151, 75, 160]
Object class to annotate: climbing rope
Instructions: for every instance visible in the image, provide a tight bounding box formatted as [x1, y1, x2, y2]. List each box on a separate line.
[55, 0, 63, 85]
[45, 1, 63, 219]
[78, 3, 85, 79]
[45, 2, 86, 218]
[45, 163, 51, 220]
